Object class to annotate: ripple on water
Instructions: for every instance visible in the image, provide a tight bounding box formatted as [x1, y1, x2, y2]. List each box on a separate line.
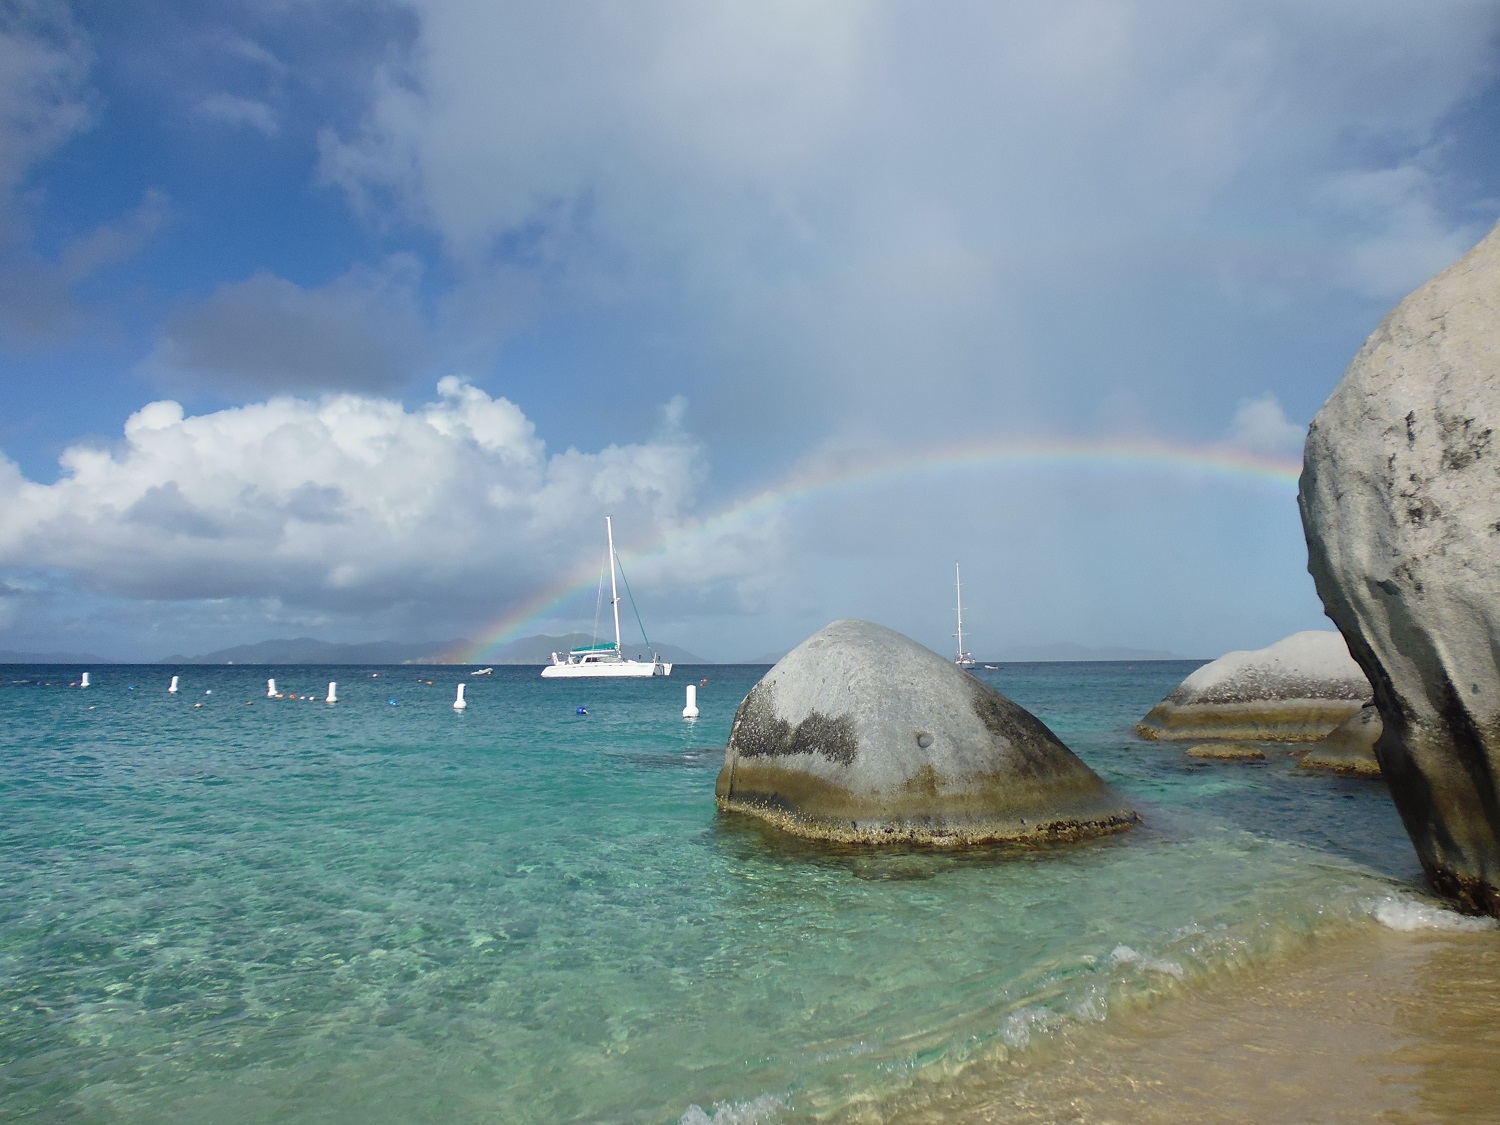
[0, 662, 1435, 1123]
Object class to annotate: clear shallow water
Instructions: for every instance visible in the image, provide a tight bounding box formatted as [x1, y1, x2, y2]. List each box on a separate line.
[0, 662, 1427, 1122]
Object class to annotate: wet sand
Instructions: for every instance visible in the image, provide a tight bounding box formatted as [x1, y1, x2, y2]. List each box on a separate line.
[861, 924, 1500, 1124]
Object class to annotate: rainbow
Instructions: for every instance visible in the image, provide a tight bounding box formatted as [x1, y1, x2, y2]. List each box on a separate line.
[447, 436, 1302, 662]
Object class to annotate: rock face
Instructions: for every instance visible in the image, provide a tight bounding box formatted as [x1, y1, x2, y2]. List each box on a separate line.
[715, 620, 1138, 845]
[1298, 704, 1382, 779]
[1135, 631, 1370, 742]
[1300, 219, 1500, 912]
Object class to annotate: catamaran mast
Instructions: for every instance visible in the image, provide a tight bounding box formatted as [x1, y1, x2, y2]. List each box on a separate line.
[954, 562, 966, 662]
[607, 515, 623, 654]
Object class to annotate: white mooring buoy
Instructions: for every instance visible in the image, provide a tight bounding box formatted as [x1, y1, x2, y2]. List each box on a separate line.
[326, 681, 338, 704]
[267, 678, 278, 698]
[453, 683, 467, 711]
[80, 672, 91, 689]
[683, 683, 699, 719]
[168, 675, 179, 694]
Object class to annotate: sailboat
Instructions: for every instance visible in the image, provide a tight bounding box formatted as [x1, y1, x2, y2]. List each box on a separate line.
[540, 517, 674, 679]
[953, 562, 976, 668]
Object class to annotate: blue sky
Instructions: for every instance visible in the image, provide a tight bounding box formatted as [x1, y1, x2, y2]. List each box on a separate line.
[1, 0, 1498, 661]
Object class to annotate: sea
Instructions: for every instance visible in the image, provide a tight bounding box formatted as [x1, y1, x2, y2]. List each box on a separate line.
[0, 660, 1483, 1123]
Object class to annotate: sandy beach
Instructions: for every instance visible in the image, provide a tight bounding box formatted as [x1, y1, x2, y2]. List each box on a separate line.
[857, 922, 1500, 1124]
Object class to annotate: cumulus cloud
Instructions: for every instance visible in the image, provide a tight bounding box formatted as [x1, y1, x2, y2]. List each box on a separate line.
[142, 257, 430, 395]
[0, 380, 777, 631]
[1226, 393, 1304, 457]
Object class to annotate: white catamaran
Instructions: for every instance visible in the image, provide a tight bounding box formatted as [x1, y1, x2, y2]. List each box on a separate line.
[541, 517, 673, 679]
[953, 562, 976, 668]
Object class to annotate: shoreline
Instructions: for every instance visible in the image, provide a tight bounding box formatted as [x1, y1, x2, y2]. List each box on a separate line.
[853, 918, 1500, 1123]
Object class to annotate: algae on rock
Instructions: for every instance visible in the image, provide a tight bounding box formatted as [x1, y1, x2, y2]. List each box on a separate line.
[715, 619, 1137, 845]
[1136, 631, 1370, 743]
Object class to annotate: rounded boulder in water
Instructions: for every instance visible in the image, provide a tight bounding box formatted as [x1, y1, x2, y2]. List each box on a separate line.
[715, 619, 1138, 845]
[1135, 631, 1370, 743]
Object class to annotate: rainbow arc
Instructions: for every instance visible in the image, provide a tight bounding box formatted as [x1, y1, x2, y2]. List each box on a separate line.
[448, 437, 1302, 662]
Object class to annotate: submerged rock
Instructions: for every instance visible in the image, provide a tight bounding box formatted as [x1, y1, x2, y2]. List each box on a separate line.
[715, 619, 1137, 845]
[1300, 219, 1500, 911]
[1185, 742, 1265, 761]
[1298, 704, 1382, 779]
[1136, 631, 1370, 742]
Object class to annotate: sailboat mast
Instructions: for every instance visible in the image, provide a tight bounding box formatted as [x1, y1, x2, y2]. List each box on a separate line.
[607, 516, 623, 653]
[955, 562, 965, 661]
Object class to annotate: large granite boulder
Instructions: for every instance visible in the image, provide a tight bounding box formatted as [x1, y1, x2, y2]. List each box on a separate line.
[1300, 219, 1500, 912]
[714, 619, 1137, 844]
[1298, 703, 1382, 778]
[1135, 631, 1370, 742]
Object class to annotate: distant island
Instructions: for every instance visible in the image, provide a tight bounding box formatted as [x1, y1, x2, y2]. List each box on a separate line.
[2, 635, 1185, 666]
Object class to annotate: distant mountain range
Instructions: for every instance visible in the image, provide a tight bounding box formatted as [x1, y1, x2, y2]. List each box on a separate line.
[155, 633, 706, 665]
[5, 635, 1185, 666]
[159, 637, 466, 665]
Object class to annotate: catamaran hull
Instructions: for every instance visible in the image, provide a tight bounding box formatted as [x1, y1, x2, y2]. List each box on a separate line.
[540, 661, 672, 678]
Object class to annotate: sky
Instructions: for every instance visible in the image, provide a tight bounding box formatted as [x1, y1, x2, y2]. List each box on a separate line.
[1, 0, 1498, 662]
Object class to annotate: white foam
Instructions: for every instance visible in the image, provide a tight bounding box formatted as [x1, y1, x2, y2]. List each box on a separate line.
[679, 1094, 785, 1125]
[1000, 1004, 1065, 1049]
[1371, 897, 1498, 933]
[1108, 944, 1186, 979]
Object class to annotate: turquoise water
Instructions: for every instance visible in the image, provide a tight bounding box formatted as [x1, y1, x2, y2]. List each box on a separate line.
[1, 662, 1424, 1122]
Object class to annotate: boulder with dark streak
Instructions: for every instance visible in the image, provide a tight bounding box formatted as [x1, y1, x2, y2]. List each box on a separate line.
[1300, 219, 1500, 912]
[1136, 631, 1370, 743]
[715, 619, 1137, 845]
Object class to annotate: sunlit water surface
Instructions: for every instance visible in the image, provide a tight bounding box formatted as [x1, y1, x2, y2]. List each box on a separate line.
[0, 662, 1435, 1122]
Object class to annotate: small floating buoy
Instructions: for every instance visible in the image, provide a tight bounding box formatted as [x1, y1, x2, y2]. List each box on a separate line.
[169, 675, 179, 694]
[683, 684, 699, 720]
[576, 705, 588, 716]
[453, 683, 467, 711]
[326, 681, 338, 704]
[80, 672, 91, 689]
[267, 678, 277, 698]
[388, 698, 398, 706]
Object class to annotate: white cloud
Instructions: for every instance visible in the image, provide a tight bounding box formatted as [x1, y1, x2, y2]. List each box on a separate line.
[142, 257, 430, 394]
[310, 0, 1500, 448]
[0, 3, 92, 226]
[1226, 392, 1304, 456]
[1318, 159, 1486, 300]
[0, 8, 175, 343]
[0, 381, 776, 629]
[194, 92, 279, 136]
